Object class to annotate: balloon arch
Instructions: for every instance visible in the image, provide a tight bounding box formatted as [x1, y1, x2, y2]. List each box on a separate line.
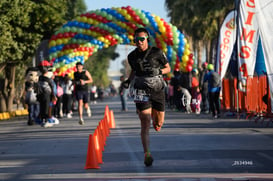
[48, 6, 194, 78]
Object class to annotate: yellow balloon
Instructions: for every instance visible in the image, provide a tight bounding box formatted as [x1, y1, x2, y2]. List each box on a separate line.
[159, 27, 165, 33]
[76, 16, 82, 22]
[56, 39, 63, 45]
[62, 38, 69, 44]
[49, 40, 56, 47]
[60, 67, 65, 73]
[69, 72, 74, 79]
[155, 16, 161, 22]
[75, 52, 80, 56]
[184, 48, 190, 56]
[182, 55, 189, 62]
[81, 16, 87, 23]
[84, 51, 89, 56]
[98, 37, 104, 42]
[128, 35, 134, 41]
[87, 18, 93, 25]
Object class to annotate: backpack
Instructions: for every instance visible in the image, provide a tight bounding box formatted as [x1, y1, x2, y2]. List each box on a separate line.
[37, 78, 52, 101]
[210, 71, 221, 88]
[56, 85, 63, 97]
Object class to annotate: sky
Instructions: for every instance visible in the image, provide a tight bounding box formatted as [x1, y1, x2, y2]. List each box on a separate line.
[84, 0, 170, 72]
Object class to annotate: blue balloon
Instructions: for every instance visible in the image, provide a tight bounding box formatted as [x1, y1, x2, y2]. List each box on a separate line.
[49, 47, 57, 53]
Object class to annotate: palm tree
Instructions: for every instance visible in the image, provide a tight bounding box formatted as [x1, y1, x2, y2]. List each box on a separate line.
[165, 0, 234, 67]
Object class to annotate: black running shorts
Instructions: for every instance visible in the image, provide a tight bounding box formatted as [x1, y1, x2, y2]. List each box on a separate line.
[136, 89, 165, 111]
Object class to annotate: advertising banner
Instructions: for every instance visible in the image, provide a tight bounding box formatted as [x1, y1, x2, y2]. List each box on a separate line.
[216, 10, 237, 79]
[237, 0, 259, 91]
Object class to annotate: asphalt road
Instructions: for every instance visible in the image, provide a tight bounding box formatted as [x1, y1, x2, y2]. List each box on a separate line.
[1, 96, 273, 181]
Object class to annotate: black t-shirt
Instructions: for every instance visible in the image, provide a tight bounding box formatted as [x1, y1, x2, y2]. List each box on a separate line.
[74, 70, 89, 91]
[127, 47, 168, 77]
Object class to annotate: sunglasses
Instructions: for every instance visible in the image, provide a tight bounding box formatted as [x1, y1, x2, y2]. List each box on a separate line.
[134, 36, 148, 42]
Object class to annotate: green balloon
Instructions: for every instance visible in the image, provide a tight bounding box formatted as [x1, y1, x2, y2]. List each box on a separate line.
[173, 38, 179, 45]
[106, 14, 113, 21]
[143, 18, 149, 25]
[101, 11, 107, 17]
[71, 27, 77, 33]
[170, 60, 176, 67]
[64, 26, 71, 32]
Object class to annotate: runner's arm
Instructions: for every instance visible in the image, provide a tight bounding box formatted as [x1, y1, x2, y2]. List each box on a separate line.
[83, 71, 93, 84]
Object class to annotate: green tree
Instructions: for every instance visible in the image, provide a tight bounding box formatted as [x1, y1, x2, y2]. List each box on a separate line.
[165, 0, 234, 66]
[0, 0, 86, 112]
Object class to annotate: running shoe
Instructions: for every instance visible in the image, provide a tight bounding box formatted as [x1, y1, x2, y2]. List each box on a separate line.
[79, 118, 85, 125]
[42, 121, 54, 128]
[87, 108, 92, 117]
[144, 152, 153, 167]
[67, 113, 72, 118]
[152, 119, 162, 132]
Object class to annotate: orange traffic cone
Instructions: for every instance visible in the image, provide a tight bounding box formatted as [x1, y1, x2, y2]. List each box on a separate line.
[97, 123, 105, 151]
[99, 121, 106, 147]
[109, 110, 116, 128]
[94, 129, 103, 164]
[85, 134, 100, 169]
[104, 105, 110, 127]
[103, 116, 110, 137]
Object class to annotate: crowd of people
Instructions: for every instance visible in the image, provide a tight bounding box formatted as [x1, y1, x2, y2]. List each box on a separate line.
[24, 61, 107, 128]
[165, 62, 221, 118]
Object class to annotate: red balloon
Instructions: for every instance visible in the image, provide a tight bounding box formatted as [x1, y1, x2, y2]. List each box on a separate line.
[186, 65, 193, 72]
[189, 53, 194, 58]
[126, 6, 132, 11]
[188, 58, 194, 65]
[55, 68, 60, 73]
[50, 35, 57, 40]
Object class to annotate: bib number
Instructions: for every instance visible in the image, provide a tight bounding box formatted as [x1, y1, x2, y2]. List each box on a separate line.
[133, 89, 149, 103]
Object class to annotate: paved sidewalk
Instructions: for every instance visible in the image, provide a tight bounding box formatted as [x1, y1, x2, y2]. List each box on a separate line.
[0, 96, 273, 181]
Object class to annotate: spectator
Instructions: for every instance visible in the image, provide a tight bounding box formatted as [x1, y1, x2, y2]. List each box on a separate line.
[90, 84, 97, 104]
[191, 86, 202, 114]
[37, 61, 56, 128]
[53, 77, 63, 118]
[204, 64, 221, 118]
[177, 85, 192, 113]
[62, 75, 74, 118]
[119, 75, 128, 111]
[199, 62, 209, 113]
[24, 67, 40, 125]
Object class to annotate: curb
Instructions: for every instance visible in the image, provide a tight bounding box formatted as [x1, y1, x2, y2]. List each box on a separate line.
[0, 109, 28, 120]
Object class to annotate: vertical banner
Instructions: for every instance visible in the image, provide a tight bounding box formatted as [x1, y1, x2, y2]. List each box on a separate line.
[216, 10, 237, 79]
[255, 0, 273, 113]
[35, 40, 49, 67]
[237, 0, 259, 91]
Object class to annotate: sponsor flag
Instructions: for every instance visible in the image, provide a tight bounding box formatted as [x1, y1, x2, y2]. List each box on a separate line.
[255, 0, 273, 112]
[237, 0, 259, 91]
[216, 10, 237, 79]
